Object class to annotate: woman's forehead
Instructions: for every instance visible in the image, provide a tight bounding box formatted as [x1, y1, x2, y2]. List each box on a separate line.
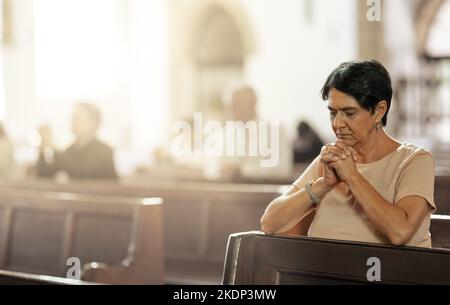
[327, 88, 361, 109]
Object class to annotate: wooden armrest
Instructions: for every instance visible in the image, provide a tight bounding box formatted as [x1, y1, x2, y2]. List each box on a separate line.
[81, 260, 132, 284]
[81, 252, 138, 283]
[80, 203, 164, 284]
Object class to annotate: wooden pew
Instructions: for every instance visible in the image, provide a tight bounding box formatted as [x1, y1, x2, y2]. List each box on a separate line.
[435, 174, 450, 215]
[8, 178, 447, 284]
[429, 214, 450, 249]
[0, 269, 94, 285]
[223, 231, 450, 285]
[0, 179, 284, 284]
[0, 189, 163, 284]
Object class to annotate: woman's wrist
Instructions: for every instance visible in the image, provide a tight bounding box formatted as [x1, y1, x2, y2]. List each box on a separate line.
[312, 177, 335, 198]
[345, 172, 364, 189]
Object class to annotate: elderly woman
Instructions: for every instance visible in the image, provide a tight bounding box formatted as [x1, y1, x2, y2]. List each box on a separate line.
[261, 60, 435, 248]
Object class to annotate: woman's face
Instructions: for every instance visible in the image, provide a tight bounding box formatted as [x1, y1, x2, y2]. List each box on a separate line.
[327, 88, 379, 147]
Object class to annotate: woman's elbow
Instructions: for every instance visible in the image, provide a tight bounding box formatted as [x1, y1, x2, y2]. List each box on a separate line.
[388, 228, 414, 246]
[260, 215, 276, 234]
[260, 198, 282, 234]
[260, 224, 273, 234]
[260, 209, 284, 234]
[389, 236, 408, 246]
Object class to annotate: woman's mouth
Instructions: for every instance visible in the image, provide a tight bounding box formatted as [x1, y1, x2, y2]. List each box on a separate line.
[337, 134, 352, 139]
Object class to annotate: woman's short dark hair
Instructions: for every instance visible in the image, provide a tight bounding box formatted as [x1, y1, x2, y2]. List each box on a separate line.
[320, 60, 393, 126]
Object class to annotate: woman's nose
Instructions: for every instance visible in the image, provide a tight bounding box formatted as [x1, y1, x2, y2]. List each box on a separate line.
[333, 113, 346, 129]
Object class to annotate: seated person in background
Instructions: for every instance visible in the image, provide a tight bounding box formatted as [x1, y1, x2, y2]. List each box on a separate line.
[293, 121, 324, 164]
[217, 82, 292, 181]
[37, 102, 117, 180]
[261, 60, 435, 248]
[0, 123, 16, 179]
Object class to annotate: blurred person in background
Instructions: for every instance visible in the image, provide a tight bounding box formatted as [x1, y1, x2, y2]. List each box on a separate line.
[0, 123, 16, 180]
[216, 82, 292, 181]
[36, 102, 117, 180]
[293, 120, 324, 164]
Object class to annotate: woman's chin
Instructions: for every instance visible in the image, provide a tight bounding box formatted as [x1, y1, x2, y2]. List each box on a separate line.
[337, 136, 355, 145]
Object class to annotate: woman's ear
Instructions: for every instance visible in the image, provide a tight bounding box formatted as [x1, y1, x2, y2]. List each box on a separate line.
[374, 101, 387, 121]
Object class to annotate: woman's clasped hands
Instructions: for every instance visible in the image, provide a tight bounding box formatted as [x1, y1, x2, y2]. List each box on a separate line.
[320, 140, 360, 185]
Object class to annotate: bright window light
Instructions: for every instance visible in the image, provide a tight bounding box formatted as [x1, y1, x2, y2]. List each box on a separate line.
[427, 0, 450, 57]
[34, 0, 119, 99]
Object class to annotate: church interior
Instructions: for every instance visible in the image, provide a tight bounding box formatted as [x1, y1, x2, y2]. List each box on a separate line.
[0, 0, 449, 286]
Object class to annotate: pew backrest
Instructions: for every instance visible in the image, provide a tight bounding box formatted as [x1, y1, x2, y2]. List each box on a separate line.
[0, 189, 163, 284]
[223, 231, 450, 285]
[430, 214, 450, 249]
[435, 175, 450, 214]
[0, 179, 284, 284]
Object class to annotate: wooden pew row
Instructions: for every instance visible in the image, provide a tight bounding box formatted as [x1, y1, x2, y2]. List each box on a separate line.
[3, 179, 448, 284]
[223, 230, 450, 285]
[435, 175, 450, 215]
[429, 214, 450, 249]
[132, 169, 450, 216]
[0, 179, 285, 284]
[193, 172, 450, 215]
[0, 270, 94, 285]
[0, 189, 163, 284]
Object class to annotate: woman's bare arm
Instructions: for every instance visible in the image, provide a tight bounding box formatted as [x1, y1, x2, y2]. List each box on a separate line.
[346, 174, 430, 245]
[260, 177, 333, 234]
